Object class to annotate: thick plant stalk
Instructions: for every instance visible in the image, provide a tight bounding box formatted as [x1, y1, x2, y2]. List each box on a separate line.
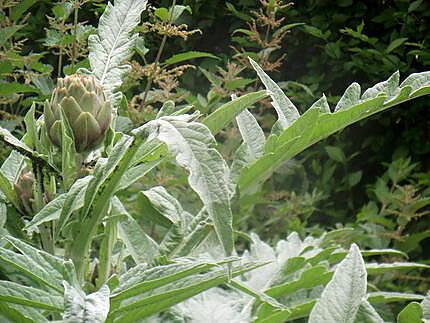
[96, 217, 118, 288]
[33, 166, 54, 254]
[69, 138, 141, 282]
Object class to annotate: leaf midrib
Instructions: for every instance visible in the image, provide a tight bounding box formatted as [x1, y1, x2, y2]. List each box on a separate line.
[100, 0, 135, 84]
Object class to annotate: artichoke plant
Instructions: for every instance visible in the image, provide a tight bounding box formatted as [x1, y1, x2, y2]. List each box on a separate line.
[44, 74, 112, 152]
[14, 169, 35, 214]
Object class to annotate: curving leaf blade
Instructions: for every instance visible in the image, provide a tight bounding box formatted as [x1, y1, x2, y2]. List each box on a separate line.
[308, 244, 367, 323]
[89, 0, 148, 100]
[136, 117, 234, 256]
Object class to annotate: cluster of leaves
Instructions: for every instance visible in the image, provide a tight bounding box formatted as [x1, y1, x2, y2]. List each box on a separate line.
[0, 0, 429, 321]
[178, 0, 430, 261]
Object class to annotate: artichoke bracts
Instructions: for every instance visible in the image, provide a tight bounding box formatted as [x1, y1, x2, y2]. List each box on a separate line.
[14, 169, 35, 214]
[44, 74, 112, 153]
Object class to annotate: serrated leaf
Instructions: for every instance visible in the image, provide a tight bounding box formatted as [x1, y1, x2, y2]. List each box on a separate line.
[89, 0, 148, 100]
[166, 211, 212, 257]
[136, 117, 234, 256]
[309, 94, 330, 112]
[335, 82, 361, 112]
[309, 244, 367, 323]
[249, 58, 300, 130]
[238, 71, 430, 195]
[362, 71, 399, 101]
[138, 186, 184, 225]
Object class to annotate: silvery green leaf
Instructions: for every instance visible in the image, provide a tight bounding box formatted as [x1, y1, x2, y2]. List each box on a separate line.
[0, 236, 75, 293]
[335, 82, 361, 112]
[63, 282, 110, 323]
[0, 151, 25, 184]
[231, 108, 265, 185]
[0, 280, 63, 311]
[422, 292, 430, 321]
[236, 107, 265, 150]
[400, 71, 430, 96]
[249, 58, 299, 130]
[309, 94, 330, 113]
[309, 244, 367, 323]
[0, 203, 5, 228]
[139, 186, 184, 225]
[0, 170, 20, 211]
[139, 117, 234, 256]
[89, 0, 148, 99]
[55, 175, 93, 238]
[0, 126, 58, 174]
[110, 260, 226, 302]
[109, 261, 263, 321]
[117, 159, 163, 192]
[24, 194, 67, 231]
[0, 302, 48, 323]
[166, 210, 211, 257]
[239, 71, 430, 195]
[362, 71, 399, 101]
[25, 176, 92, 233]
[80, 135, 133, 222]
[354, 300, 384, 323]
[113, 196, 159, 263]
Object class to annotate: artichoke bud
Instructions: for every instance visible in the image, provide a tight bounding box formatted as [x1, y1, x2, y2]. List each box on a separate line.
[14, 169, 35, 214]
[44, 74, 112, 152]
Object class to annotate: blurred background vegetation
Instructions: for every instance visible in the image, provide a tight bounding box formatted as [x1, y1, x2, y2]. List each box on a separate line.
[1, 0, 429, 295]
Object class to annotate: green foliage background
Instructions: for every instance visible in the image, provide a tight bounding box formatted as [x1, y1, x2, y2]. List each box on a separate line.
[1, 0, 429, 303]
